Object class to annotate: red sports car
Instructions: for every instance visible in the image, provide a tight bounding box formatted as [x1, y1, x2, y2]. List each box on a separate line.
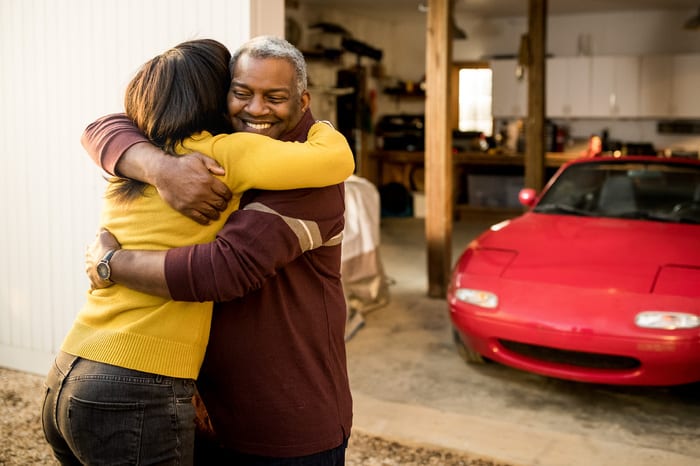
[448, 156, 700, 386]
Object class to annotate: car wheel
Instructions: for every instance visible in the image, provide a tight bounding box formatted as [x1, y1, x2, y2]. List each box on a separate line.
[452, 328, 486, 364]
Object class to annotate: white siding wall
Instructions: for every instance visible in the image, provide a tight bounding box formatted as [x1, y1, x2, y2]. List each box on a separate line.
[0, 0, 283, 375]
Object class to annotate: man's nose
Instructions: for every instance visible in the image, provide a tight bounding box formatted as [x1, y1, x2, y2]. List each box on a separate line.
[245, 95, 268, 115]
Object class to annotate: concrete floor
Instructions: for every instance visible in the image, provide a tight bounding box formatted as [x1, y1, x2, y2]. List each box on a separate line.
[345, 215, 700, 466]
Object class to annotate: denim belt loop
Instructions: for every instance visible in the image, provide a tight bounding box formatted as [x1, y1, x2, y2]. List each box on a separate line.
[56, 351, 80, 378]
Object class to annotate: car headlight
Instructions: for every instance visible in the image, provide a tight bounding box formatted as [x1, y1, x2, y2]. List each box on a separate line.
[635, 311, 700, 330]
[454, 288, 498, 309]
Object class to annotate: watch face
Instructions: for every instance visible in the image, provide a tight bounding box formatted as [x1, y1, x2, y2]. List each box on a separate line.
[97, 262, 110, 280]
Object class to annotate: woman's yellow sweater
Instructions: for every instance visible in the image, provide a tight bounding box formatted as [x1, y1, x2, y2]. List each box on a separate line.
[61, 122, 354, 379]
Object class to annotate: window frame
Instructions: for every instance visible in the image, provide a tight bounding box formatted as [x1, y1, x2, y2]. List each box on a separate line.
[451, 61, 492, 135]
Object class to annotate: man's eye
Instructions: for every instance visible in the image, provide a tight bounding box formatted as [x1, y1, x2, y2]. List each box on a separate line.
[231, 91, 250, 99]
[268, 96, 287, 103]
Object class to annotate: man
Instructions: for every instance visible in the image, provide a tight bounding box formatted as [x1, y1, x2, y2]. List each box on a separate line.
[83, 36, 352, 465]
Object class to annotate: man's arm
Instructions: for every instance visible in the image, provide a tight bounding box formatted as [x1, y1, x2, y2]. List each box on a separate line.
[81, 113, 147, 175]
[119, 144, 233, 224]
[86, 229, 170, 297]
[82, 113, 232, 224]
[86, 198, 305, 299]
[87, 185, 345, 303]
[166, 186, 345, 303]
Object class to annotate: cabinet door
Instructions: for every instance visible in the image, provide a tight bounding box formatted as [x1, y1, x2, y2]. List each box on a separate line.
[672, 54, 700, 118]
[590, 56, 639, 117]
[567, 57, 592, 116]
[638, 55, 673, 118]
[547, 57, 591, 117]
[546, 58, 567, 117]
[491, 59, 526, 117]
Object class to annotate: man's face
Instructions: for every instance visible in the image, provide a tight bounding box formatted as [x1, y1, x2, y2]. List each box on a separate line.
[227, 54, 310, 140]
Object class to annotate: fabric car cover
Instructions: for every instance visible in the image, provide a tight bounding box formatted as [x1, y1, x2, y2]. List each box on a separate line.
[341, 175, 390, 339]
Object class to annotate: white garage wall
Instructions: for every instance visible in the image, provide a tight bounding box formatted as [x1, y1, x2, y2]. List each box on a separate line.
[0, 0, 283, 375]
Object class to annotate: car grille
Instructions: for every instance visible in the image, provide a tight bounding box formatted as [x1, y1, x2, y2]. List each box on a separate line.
[499, 339, 641, 370]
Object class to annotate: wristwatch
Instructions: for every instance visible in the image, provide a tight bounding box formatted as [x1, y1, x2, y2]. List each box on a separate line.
[96, 249, 117, 282]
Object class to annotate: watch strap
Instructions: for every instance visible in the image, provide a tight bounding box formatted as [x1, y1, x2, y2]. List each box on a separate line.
[101, 249, 117, 264]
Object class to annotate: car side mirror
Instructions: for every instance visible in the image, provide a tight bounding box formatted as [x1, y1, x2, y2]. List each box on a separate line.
[518, 188, 538, 207]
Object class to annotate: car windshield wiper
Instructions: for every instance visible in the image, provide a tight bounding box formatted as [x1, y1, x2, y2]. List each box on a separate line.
[534, 203, 595, 216]
[610, 210, 694, 223]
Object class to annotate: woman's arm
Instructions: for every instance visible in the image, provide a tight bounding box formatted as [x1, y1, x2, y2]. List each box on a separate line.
[180, 121, 355, 193]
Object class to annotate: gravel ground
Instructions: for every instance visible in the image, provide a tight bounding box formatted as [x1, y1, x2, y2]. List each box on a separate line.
[0, 367, 509, 466]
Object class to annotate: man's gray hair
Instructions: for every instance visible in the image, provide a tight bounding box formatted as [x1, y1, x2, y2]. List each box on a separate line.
[231, 36, 308, 95]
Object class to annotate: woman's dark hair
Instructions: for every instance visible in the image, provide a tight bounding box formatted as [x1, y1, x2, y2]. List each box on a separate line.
[112, 39, 232, 201]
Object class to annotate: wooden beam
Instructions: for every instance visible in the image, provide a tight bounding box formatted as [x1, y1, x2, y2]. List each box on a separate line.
[425, 0, 453, 298]
[525, 0, 547, 191]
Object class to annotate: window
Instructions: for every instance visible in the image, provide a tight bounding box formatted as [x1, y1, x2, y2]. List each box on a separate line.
[452, 63, 492, 136]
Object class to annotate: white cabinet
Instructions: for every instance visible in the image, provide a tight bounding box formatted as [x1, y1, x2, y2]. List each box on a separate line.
[672, 54, 700, 118]
[546, 56, 640, 119]
[491, 59, 527, 118]
[546, 57, 591, 117]
[590, 56, 640, 117]
[497, 53, 700, 120]
[638, 54, 700, 119]
[638, 55, 673, 118]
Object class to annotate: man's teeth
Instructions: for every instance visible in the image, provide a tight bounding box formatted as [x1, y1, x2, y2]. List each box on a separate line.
[247, 122, 272, 130]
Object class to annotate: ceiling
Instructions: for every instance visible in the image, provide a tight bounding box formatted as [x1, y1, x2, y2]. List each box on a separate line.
[298, 0, 699, 17]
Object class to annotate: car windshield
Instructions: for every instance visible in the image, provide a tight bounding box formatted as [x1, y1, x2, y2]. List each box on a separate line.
[533, 160, 700, 223]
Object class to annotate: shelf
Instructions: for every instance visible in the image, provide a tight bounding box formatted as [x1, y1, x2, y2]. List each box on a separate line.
[308, 86, 355, 96]
[382, 88, 425, 98]
[301, 49, 343, 62]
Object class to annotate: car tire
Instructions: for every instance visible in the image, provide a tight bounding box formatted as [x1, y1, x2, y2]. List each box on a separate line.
[452, 328, 486, 364]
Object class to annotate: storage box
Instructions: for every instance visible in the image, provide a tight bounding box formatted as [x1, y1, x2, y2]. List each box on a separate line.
[467, 175, 523, 208]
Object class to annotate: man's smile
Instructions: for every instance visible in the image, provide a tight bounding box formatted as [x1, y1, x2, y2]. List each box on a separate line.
[245, 121, 273, 130]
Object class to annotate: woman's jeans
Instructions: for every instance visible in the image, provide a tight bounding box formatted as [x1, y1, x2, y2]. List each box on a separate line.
[42, 351, 196, 465]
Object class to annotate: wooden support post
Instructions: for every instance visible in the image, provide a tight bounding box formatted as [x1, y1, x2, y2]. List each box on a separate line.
[525, 0, 547, 191]
[425, 0, 453, 298]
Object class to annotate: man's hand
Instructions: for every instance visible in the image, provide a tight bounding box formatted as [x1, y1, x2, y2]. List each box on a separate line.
[153, 153, 233, 225]
[86, 229, 121, 290]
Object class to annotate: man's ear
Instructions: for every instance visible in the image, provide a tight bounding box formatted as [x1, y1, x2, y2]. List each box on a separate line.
[300, 90, 311, 113]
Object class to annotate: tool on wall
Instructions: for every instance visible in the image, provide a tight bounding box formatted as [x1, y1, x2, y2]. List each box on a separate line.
[418, 0, 468, 40]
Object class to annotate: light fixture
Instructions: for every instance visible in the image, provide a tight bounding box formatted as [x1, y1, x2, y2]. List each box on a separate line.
[684, 6, 700, 30]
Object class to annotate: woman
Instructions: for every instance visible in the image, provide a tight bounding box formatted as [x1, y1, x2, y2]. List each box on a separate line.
[41, 39, 353, 465]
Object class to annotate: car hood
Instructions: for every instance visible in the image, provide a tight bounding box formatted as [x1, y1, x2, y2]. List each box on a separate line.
[474, 213, 700, 295]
